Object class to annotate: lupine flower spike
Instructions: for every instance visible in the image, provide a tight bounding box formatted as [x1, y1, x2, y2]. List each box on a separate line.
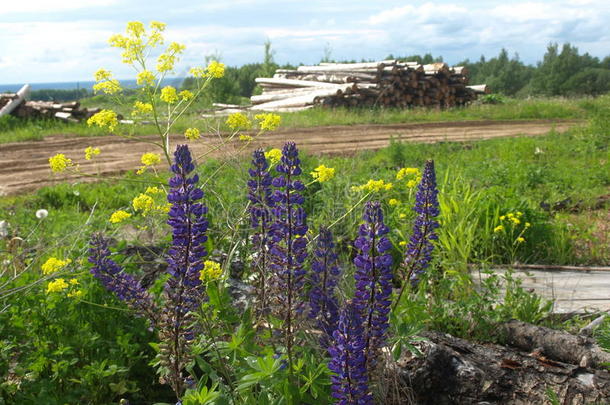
[268, 142, 308, 372]
[395, 159, 440, 307]
[247, 148, 276, 317]
[309, 226, 341, 348]
[328, 301, 374, 405]
[88, 234, 157, 322]
[160, 144, 209, 397]
[353, 201, 393, 373]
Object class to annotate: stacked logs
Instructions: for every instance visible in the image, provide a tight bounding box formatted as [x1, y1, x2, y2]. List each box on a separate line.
[251, 60, 489, 111]
[0, 87, 100, 123]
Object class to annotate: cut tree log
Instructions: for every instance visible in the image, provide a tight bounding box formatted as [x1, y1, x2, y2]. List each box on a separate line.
[391, 329, 610, 405]
[502, 320, 610, 368]
[255, 78, 342, 89]
[467, 84, 491, 94]
[0, 84, 30, 117]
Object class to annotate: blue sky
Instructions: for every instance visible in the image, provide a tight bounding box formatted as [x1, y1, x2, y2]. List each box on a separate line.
[1, 0, 608, 84]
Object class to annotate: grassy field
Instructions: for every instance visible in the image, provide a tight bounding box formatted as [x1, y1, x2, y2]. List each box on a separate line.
[0, 95, 603, 144]
[1, 96, 608, 404]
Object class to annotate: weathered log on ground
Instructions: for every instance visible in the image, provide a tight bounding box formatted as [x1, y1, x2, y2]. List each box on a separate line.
[393, 330, 610, 405]
[0, 84, 30, 117]
[503, 320, 610, 368]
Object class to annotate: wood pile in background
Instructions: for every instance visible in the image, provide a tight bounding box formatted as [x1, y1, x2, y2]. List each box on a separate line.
[251, 60, 489, 112]
[0, 85, 100, 123]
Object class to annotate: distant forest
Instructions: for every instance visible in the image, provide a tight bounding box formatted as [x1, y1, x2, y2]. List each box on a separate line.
[31, 42, 610, 103]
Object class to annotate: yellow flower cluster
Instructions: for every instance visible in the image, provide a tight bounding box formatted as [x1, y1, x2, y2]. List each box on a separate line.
[189, 67, 206, 78]
[351, 179, 393, 192]
[388, 198, 400, 206]
[200, 260, 222, 282]
[157, 42, 186, 72]
[48, 154, 73, 173]
[84, 146, 101, 160]
[141, 152, 161, 166]
[499, 211, 524, 226]
[239, 134, 253, 142]
[132, 101, 153, 116]
[184, 127, 200, 140]
[87, 109, 118, 132]
[396, 167, 420, 180]
[255, 113, 281, 131]
[42, 257, 72, 275]
[136, 70, 156, 86]
[145, 186, 164, 194]
[226, 113, 252, 130]
[310, 165, 335, 182]
[494, 225, 504, 233]
[265, 148, 282, 165]
[92, 68, 122, 95]
[46, 278, 69, 294]
[160, 86, 178, 104]
[179, 90, 194, 101]
[206, 61, 225, 78]
[110, 210, 132, 224]
[109, 21, 166, 65]
[132, 193, 154, 214]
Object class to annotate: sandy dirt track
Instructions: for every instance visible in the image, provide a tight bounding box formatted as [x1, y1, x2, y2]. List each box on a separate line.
[0, 119, 578, 195]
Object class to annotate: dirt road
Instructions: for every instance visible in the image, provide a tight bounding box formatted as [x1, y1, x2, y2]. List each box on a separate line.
[0, 119, 577, 195]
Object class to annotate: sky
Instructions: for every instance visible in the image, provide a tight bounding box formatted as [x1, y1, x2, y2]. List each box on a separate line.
[1, 0, 609, 84]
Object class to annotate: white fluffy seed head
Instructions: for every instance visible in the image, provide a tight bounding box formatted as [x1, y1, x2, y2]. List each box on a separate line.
[36, 209, 49, 219]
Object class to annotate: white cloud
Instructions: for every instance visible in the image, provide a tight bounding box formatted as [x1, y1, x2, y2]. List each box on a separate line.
[0, 0, 118, 15]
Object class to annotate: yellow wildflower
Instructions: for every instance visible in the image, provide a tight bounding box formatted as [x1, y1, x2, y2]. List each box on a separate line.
[93, 79, 122, 95]
[136, 70, 156, 86]
[49, 154, 73, 173]
[87, 109, 118, 131]
[494, 225, 504, 233]
[150, 21, 166, 31]
[126, 21, 145, 37]
[145, 186, 164, 194]
[406, 179, 418, 189]
[67, 290, 83, 299]
[511, 217, 521, 225]
[516, 237, 525, 243]
[516, 211, 523, 217]
[179, 90, 194, 101]
[94, 68, 112, 82]
[141, 152, 161, 166]
[525, 222, 531, 228]
[399, 213, 407, 219]
[388, 199, 399, 206]
[132, 194, 154, 214]
[226, 113, 252, 130]
[109, 210, 131, 224]
[184, 127, 201, 140]
[499, 215, 506, 220]
[352, 179, 393, 192]
[310, 165, 335, 182]
[200, 260, 222, 282]
[160, 86, 178, 103]
[206, 61, 225, 78]
[189, 67, 206, 78]
[132, 101, 153, 116]
[69, 278, 79, 285]
[46, 278, 69, 294]
[239, 134, 253, 142]
[396, 167, 420, 180]
[265, 148, 282, 165]
[255, 113, 281, 131]
[42, 257, 72, 275]
[399, 241, 407, 246]
[84, 146, 101, 160]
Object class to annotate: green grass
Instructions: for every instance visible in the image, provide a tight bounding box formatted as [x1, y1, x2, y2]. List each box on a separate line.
[1, 96, 605, 145]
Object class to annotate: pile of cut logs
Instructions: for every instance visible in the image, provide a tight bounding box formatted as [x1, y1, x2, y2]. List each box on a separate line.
[250, 60, 489, 112]
[0, 85, 100, 123]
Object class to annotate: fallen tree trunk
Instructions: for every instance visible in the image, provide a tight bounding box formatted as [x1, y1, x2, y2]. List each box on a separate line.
[392, 329, 610, 405]
[0, 84, 30, 117]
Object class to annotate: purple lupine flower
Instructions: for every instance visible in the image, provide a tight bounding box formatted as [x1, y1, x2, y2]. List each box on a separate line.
[309, 226, 341, 348]
[328, 301, 373, 405]
[88, 234, 156, 322]
[161, 144, 209, 396]
[353, 201, 393, 372]
[268, 142, 308, 370]
[247, 149, 275, 315]
[402, 159, 439, 287]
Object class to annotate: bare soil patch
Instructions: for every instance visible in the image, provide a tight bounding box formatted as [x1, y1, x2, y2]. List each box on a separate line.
[0, 119, 577, 195]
